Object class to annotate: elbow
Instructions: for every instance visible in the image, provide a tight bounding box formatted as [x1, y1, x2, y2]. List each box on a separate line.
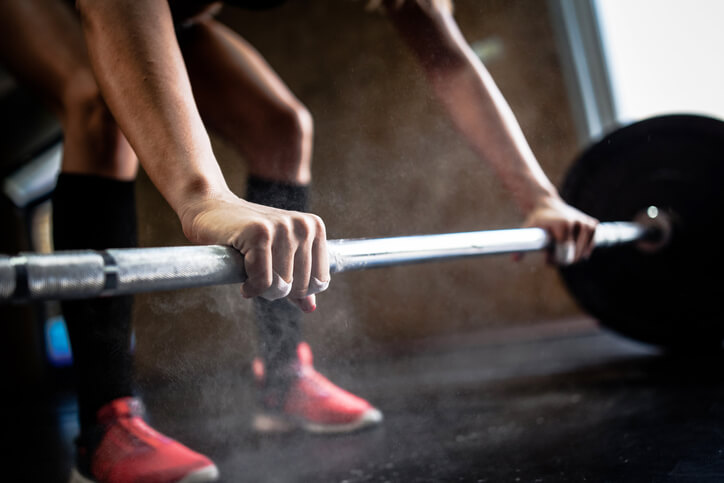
[420, 45, 470, 78]
[390, 1, 471, 73]
[414, 35, 474, 86]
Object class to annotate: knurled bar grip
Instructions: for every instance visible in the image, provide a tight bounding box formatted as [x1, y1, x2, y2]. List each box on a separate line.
[0, 222, 647, 303]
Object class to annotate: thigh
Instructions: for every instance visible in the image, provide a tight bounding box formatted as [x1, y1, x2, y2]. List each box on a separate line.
[0, 0, 90, 117]
[0, 0, 138, 178]
[179, 18, 305, 147]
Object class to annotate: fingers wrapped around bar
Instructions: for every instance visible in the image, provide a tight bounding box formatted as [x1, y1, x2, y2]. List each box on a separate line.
[522, 196, 598, 266]
[179, 193, 330, 310]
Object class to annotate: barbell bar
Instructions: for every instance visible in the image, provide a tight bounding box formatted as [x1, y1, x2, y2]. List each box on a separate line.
[0, 214, 665, 303]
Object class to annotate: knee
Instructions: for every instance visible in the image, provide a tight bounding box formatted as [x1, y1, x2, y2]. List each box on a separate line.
[265, 102, 314, 183]
[59, 70, 135, 178]
[285, 102, 314, 163]
[61, 70, 115, 140]
[291, 103, 314, 147]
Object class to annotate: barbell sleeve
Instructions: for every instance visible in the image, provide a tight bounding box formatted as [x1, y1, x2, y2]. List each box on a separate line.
[0, 221, 655, 303]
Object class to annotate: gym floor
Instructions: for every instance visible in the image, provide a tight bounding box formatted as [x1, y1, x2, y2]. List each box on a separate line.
[8, 317, 724, 483]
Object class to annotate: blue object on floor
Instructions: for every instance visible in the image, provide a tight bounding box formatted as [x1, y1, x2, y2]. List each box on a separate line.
[45, 315, 73, 367]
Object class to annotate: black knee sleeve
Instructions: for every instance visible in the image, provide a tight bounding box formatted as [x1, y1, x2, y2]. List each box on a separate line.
[53, 173, 137, 432]
[245, 176, 309, 387]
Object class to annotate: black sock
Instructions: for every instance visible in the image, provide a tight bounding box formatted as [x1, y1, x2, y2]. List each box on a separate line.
[53, 173, 137, 433]
[245, 175, 308, 400]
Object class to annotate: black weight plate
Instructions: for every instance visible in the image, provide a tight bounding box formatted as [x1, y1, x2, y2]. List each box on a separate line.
[559, 114, 724, 350]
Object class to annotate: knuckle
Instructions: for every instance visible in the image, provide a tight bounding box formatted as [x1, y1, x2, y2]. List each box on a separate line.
[309, 214, 327, 237]
[292, 216, 313, 238]
[245, 221, 274, 246]
[273, 219, 294, 241]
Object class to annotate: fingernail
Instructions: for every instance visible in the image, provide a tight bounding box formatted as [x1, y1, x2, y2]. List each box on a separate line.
[301, 294, 318, 313]
[300, 298, 316, 313]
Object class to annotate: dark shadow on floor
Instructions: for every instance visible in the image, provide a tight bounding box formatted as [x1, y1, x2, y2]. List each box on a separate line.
[5, 320, 724, 482]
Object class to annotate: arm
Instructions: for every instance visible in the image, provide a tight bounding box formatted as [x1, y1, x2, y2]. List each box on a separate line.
[76, 0, 327, 308]
[385, 0, 597, 263]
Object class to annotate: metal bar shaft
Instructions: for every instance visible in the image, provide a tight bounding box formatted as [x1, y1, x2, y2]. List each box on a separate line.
[0, 221, 647, 303]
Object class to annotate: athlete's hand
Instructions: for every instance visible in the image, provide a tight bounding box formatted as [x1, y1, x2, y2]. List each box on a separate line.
[520, 195, 598, 265]
[179, 192, 329, 312]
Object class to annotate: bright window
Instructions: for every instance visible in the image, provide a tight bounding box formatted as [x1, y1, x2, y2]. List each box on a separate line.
[595, 0, 724, 123]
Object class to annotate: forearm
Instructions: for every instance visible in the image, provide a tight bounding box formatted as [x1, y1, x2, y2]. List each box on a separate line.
[76, 0, 230, 215]
[431, 60, 560, 213]
[389, 2, 561, 214]
[77, 0, 329, 304]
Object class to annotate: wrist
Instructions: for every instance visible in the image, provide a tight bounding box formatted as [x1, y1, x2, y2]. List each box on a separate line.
[519, 186, 562, 215]
[175, 178, 235, 227]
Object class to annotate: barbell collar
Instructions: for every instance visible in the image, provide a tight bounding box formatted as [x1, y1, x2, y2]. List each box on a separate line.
[0, 220, 658, 303]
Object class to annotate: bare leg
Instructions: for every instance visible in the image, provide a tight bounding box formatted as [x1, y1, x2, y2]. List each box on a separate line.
[178, 18, 312, 184]
[176, 18, 382, 435]
[0, 0, 137, 180]
[0, 4, 220, 481]
[179, 17, 313, 399]
[0, 0, 138, 430]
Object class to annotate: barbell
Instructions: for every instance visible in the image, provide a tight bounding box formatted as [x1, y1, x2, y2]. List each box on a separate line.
[1, 114, 722, 350]
[0, 218, 663, 302]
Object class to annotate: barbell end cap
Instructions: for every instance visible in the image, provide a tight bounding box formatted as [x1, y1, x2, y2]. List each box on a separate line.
[635, 205, 673, 253]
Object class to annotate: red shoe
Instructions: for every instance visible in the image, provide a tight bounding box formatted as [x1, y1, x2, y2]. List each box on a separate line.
[252, 342, 383, 434]
[69, 398, 219, 483]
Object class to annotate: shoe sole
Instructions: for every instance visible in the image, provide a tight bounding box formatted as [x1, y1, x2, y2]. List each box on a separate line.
[252, 407, 383, 434]
[69, 464, 219, 482]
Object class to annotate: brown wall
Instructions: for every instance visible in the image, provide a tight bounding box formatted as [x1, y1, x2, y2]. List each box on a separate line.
[133, 0, 582, 377]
